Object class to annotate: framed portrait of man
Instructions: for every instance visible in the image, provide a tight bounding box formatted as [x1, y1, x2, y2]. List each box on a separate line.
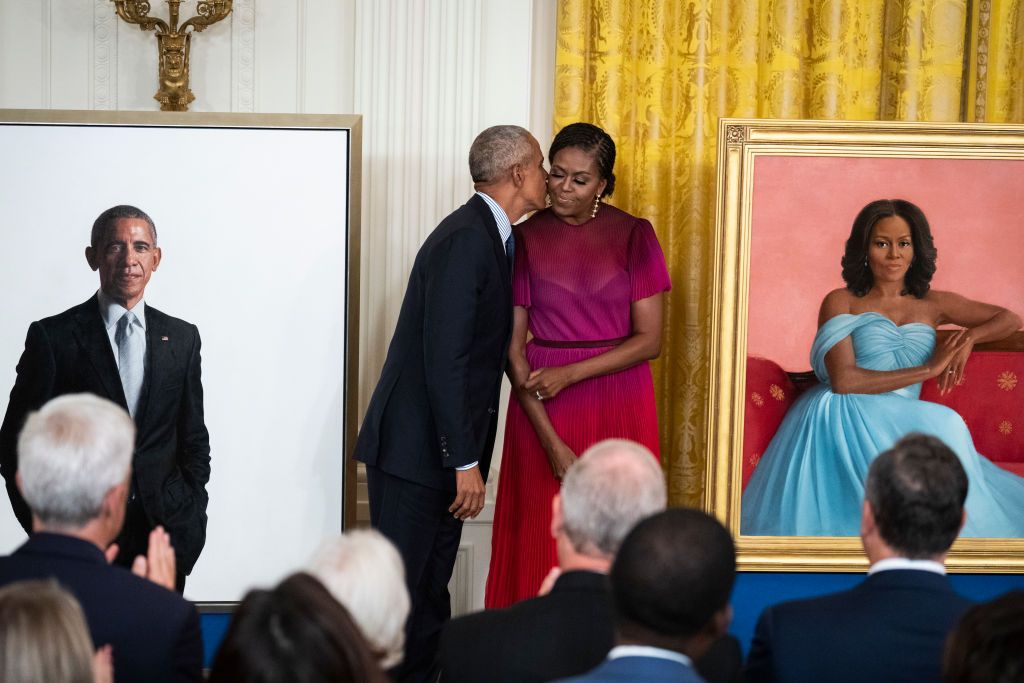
[0, 109, 362, 603]
[706, 118, 1024, 572]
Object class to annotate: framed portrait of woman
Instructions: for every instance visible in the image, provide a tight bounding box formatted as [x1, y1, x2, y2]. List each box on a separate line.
[706, 118, 1024, 572]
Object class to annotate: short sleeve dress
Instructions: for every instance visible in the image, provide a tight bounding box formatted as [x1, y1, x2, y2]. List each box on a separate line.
[484, 204, 671, 609]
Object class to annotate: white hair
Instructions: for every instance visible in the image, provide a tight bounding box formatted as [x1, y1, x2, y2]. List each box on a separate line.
[306, 529, 410, 669]
[561, 439, 667, 557]
[17, 394, 134, 528]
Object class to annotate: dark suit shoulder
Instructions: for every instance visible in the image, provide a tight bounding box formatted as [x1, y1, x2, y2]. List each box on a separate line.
[0, 537, 201, 683]
[428, 195, 498, 241]
[143, 305, 199, 334]
[770, 570, 966, 618]
[440, 572, 614, 683]
[34, 298, 99, 329]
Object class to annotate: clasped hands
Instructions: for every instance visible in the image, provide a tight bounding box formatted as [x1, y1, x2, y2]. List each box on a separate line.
[523, 366, 575, 401]
[105, 525, 176, 591]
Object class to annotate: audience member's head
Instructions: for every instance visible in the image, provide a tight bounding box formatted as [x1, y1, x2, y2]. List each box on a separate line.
[862, 433, 968, 561]
[553, 439, 667, 568]
[17, 393, 135, 540]
[0, 579, 100, 683]
[611, 508, 736, 659]
[943, 590, 1024, 683]
[306, 529, 410, 669]
[208, 572, 386, 683]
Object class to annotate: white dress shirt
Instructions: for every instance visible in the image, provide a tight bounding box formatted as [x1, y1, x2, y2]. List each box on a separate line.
[97, 289, 147, 367]
[868, 557, 946, 575]
[607, 644, 694, 668]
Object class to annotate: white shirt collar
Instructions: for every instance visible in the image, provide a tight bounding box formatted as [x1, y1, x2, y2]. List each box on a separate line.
[607, 645, 693, 668]
[868, 557, 946, 575]
[96, 289, 147, 331]
[475, 191, 512, 245]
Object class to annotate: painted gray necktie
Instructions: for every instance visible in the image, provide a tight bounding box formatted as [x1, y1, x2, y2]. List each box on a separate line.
[115, 311, 144, 417]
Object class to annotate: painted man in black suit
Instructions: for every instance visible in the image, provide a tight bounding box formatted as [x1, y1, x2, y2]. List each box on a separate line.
[439, 439, 667, 683]
[745, 433, 974, 683]
[355, 125, 548, 682]
[0, 205, 210, 590]
[0, 393, 202, 682]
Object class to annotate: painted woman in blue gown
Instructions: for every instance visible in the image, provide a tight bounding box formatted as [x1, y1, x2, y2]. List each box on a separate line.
[742, 199, 1024, 537]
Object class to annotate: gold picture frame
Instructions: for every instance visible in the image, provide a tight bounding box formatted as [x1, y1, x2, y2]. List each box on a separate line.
[705, 118, 1024, 573]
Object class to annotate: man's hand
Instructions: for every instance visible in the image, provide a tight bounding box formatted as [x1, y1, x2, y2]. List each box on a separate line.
[93, 645, 113, 683]
[130, 526, 177, 591]
[449, 466, 485, 521]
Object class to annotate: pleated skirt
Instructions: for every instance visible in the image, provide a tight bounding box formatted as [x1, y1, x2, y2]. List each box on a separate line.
[484, 342, 661, 609]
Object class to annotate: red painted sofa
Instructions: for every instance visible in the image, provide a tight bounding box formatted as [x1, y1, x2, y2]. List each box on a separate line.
[743, 333, 1024, 490]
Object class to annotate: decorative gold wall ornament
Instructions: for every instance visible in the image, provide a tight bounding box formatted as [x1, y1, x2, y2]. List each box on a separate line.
[111, 1, 233, 111]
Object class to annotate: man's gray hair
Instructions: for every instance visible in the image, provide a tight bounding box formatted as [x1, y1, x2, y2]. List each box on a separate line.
[17, 394, 135, 528]
[468, 125, 535, 184]
[561, 439, 667, 557]
[306, 529, 410, 669]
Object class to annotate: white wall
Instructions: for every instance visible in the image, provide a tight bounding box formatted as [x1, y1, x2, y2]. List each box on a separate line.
[0, 0, 555, 611]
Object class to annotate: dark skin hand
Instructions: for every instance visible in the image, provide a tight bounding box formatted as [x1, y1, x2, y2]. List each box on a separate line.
[449, 466, 485, 520]
[509, 293, 664, 479]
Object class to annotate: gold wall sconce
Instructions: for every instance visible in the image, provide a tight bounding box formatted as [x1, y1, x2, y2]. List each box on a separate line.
[112, 1, 233, 111]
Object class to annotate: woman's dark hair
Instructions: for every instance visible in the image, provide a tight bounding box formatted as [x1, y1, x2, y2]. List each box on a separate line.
[841, 198, 937, 298]
[943, 590, 1024, 683]
[549, 122, 617, 196]
[208, 573, 387, 683]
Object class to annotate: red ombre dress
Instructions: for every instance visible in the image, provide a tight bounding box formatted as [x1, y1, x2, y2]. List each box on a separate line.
[484, 204, 671, 609]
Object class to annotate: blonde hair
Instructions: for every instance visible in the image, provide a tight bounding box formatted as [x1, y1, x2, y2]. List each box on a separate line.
[0, 580, 95, 683]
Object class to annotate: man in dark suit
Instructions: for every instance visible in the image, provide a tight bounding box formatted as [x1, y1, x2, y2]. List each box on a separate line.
[440, 439, 667, 683]
[745, 433, 974, 683]
[355, 125, 548, 682]
[0, 393, 202, 682]
[0, 204, 210, 590]
[556, 508, 737, 683]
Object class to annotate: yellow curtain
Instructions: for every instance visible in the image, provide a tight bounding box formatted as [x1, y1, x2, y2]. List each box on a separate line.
[554, 0, 1024, 506]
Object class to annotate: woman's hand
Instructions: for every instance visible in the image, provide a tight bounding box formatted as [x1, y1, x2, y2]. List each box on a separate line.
[937, 330, 975, 395]
[927, 329, 970, 388]
[524, 366, 577, 401]
[544, 440, 576, 480]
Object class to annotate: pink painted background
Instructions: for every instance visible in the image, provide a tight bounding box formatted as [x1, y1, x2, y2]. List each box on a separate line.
[747, 156, 1024, 370]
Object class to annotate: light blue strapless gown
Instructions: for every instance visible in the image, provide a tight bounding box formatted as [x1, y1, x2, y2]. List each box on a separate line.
[741, 312, 1024, 537]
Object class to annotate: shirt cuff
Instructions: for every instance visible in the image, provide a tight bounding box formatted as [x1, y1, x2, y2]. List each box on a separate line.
[455, 461, 478, 471]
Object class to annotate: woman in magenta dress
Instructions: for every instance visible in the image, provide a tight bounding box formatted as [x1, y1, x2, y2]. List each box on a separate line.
[485, 123, 671, 608]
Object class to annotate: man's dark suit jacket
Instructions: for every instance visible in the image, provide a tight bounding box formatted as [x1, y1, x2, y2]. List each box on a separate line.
[0, 297, 211, 574]
[354, 194, 512, 490]
[0, 533, 202, 682]
[745, 569, 973, 683]
[439, 570, 742, 683]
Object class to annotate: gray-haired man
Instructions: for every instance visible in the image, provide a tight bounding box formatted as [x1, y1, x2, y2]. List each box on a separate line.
[0, 393, 202, 682]
[355, 125, 548, 682]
